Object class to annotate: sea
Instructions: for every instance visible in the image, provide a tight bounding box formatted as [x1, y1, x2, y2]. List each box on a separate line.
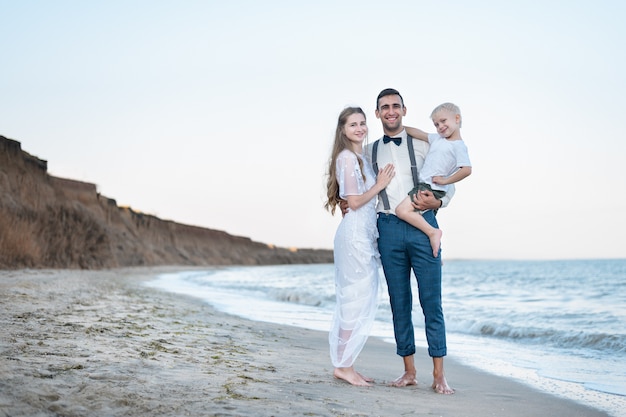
[146, 259, 626, 417]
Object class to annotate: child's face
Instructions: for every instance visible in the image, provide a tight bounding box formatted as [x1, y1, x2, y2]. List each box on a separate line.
[432, 110, 461, 139]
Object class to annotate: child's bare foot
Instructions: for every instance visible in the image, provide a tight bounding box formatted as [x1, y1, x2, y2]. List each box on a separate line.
[429, 229, 443, 257]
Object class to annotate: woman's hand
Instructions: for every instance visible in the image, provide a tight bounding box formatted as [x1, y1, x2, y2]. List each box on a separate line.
[376, 163, 395, 190]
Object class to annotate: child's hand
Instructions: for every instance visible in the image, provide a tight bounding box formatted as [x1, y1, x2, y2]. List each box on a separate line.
[377, 163, 395, 188]
[432, 175, 447, 185]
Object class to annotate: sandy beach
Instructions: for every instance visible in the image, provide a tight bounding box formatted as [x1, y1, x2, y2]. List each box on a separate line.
[0, 268, 610, 417]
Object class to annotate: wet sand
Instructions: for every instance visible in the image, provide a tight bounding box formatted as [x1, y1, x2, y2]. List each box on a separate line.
[0, 268, 609, 417]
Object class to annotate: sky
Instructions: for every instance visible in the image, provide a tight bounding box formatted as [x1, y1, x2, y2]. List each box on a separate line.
[2, 0, 625, 260]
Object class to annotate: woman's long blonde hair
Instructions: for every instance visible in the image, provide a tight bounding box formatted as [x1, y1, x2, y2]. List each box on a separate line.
[324, 107, 367, 215]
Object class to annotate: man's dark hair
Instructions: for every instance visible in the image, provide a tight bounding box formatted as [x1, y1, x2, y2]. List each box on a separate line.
[376, 88, 404, 110]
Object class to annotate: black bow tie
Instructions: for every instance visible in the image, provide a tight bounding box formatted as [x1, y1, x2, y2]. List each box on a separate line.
[383, 135, 402, 146]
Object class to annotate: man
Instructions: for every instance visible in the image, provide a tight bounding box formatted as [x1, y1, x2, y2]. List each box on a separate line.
[368, 88, 454, 394]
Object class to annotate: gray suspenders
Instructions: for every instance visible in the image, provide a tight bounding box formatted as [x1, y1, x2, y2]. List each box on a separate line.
[372, 135, 419, 213]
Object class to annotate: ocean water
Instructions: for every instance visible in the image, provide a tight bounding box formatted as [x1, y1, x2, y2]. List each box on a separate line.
[146, 259, 626, 417]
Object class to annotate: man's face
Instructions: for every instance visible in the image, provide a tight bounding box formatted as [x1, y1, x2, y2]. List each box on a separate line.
[375, 94, 406, 135]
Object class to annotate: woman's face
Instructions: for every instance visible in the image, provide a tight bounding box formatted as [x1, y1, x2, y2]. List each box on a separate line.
[343, 113, 367, 149]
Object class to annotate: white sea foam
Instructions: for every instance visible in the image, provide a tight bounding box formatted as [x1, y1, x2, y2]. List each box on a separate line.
[147, 259, 626, 417]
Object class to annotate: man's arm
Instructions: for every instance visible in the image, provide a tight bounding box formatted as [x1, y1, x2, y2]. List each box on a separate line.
[412, 183, 455, 210]
[339, 199, 349, 216]
[440, 183, 455, 208]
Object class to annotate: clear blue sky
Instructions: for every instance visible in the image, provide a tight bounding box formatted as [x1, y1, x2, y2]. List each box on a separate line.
[2, 0, 625, 260]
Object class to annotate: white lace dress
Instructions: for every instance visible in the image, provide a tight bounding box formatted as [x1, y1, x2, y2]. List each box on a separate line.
[329, 149, 381, 368]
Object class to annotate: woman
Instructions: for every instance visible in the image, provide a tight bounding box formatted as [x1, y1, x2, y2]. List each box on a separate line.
[324, 107, 394, 386]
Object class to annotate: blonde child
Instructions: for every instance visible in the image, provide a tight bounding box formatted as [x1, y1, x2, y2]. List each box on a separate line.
[396, 103, 472, 257]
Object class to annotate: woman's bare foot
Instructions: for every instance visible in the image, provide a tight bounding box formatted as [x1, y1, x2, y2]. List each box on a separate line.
[390, 371, 417, 387]
[428, 229, 443, 257]
[334, 367, 372, 386]
[431, 374, 454, 394]
[356, 371, 374, 383]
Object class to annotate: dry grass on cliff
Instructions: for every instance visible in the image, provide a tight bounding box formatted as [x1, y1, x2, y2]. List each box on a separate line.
[0, 205, 111, 269]
[0, 208, 42, 267]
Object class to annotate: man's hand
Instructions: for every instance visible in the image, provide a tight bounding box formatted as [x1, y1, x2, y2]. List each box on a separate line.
[339, 199, 349, 217]
[411, 190, 441, 211]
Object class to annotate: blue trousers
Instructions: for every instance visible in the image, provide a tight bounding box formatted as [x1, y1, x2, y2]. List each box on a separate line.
[377, 212, 447, 358]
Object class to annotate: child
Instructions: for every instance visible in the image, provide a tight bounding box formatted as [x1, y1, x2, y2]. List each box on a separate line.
[396, 102, 472, 257]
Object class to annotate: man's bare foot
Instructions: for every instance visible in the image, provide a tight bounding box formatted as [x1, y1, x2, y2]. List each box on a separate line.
[431, 375, 454, 394]
[428, 229, 443, 257]
[390, 371, 417, 387]
[334, 367, 372, 386]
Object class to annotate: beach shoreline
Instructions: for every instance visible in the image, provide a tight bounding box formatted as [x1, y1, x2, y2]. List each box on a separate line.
[0, 268, 610, 417]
